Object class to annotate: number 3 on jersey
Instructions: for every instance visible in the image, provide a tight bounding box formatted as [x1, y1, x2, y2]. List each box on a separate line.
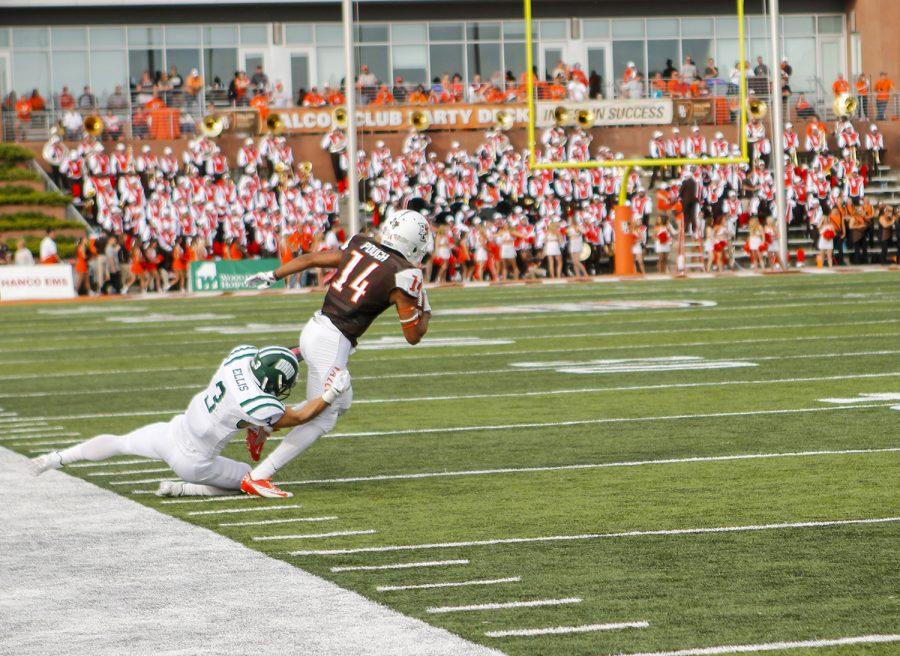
[331, 250, 380, 304]
[204, 381, 226, 413]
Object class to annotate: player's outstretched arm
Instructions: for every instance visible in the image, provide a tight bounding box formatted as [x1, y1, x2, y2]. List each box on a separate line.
[392, 288, 430, 345]
[271, 369, 352, 429]
[246, 250, 343, 288]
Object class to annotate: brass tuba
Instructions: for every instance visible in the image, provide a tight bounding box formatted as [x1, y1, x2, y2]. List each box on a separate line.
[833, 92, 858, 118]
[409, 109, 431, 132]
[83, 115, 104, 137]
[266, 112, 284, 135]
[575, 108, 595, 128]
[552, 106, 571, 127]
[747, 98, 768, 120]
[332, 106, 349, 129]
[297, 161, 313, 176]
[200, 114, 224, 138]
[494, 110, 514, 131]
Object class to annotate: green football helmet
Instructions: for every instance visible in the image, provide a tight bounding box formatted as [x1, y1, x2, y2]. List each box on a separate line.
[249, 346, 299, 400]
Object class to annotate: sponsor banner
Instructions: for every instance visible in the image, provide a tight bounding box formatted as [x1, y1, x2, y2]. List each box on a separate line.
[189, 259, 284, 292]
[0, 264, 75, 302]
[535, 99, 673, 127]
[264, 105, 532, 134]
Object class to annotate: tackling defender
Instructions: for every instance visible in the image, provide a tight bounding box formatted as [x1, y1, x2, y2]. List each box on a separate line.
[242, 209, 432, 497]
[29, 345, 351, 498]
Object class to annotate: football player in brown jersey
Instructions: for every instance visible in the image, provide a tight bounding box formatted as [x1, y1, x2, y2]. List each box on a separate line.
[240, 209, 432, 496]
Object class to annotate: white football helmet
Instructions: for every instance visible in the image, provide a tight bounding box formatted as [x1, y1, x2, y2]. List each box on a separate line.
[380, 209, 431, 265]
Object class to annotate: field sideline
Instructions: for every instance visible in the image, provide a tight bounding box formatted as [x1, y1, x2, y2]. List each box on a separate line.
[3, 271, 899, 656]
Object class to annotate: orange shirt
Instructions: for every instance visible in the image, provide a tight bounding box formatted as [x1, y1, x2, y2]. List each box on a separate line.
[484, 87, 507, 104]
[407, 90, 427, 104]
[666, 79, 685, 97]
[874, 77, 893, 101]
[373, 89, 395, 105]
[145, 97, 166, 110]
[855, 78, 869, 95]
[326, 91, 345, 105]
[15, 98, 31, 121]
[832, 79, 850, 96]
[548, 83, 566, 100]
[30, 95, 46, 111]
[303, 92, 325, 106]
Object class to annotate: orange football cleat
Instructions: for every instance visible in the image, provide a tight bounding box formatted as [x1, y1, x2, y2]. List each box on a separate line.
[240, 474, 293, 498]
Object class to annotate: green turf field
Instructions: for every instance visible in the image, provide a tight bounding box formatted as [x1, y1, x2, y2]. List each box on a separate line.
[3, 271, 899, 656]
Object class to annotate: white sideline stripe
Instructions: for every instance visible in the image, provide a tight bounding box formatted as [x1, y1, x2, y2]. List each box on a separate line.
[289, 517, 900, 556]
[4, 317, 900, 382]
[2, 432, 80, 441]
[377, 577, 521, 592]
[89, 468, 172, 478]
[253, 530, 376, 542]
[6, 333, 900, 399]
[188, 504, 302, 516]
[11, 438, 82, 447]
[427, 598, 581, 614]
[68, 458, 154, 469]
[159, 495, 257, 505]
[2, 425, 65, 434]
[278, 448, 900, 487]
[610, 634, 900, 656]
[324, 403, 898, 440]
[485, 621, 649, 637]
[111, 477, 176, 486]
[353, 371, 900, 405]
[219, 516, 337, 527]
[331, 560, 469, 573]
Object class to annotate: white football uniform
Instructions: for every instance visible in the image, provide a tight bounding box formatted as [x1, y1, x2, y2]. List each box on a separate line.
[55, 346, 285, 490]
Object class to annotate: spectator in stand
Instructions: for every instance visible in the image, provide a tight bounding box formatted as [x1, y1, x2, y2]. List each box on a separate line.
[14, 238, 35, 266]
[302, 87, 326, 107]
[623, 72, 644, 99]
[449, 74, 465, 102]
[623, 61, 639, 86]
[703, 58, 719, 79]
[667, 71, 686, 98]
[832, 73, 850, 97]
[855, 73, 870, 119]
[663, 59, 677, 80]
[29, 89, 46, 113]
[373, 84, 395, 105]
[15, 93, 31, 140]
[393, 76, 409, 103]
[134, 70, 154, 105]
[39, 229, 59, 264]
[567, 71, 589, 101]
[325, 84, 345, 106]
[547, 75, 567, 100]
[650, 72, 667, 98]
[169, 65, 183, 90]
[357, 65, 378, 103]
[145, 90, 166, 110]
[408, 84, 428, 104]
[228, 71, 241, 105]
[571, 63, 588, 87]
[589, 69, 602, 99]
[103, 107, 122, 140]
[58, 85, 75, 110]
[467, 75, 486, 103]
[62, 108, 82, 139]
[271, 81, 289, 108]
[874, 72, 894, 120]
[681, 56, 698, 82]
[155, 70, 173, 104]
[753, 56, 769, 77]
[250, 65, 269, 91]
[184, 68, 203, 108]
[107, 85, 129, 114]
[428, 77, 449, 103]
[78, 85, 97, 110]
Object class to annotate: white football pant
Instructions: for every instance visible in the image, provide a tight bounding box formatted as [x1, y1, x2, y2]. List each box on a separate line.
[58, 416, 250, 491]
[250, 312, 353, 480]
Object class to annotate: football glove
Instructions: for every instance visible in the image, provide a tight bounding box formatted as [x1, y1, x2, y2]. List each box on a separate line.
[322, 369, 352, 404]
[245, 270, 277, 289]
[246, 427, 270, 461]
[419, 287, 432, 314]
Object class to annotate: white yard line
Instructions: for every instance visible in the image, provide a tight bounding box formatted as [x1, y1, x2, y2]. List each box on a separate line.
[377, 577, 521, 592]
[11, 438, 83, 447]
[219, 516, 337, 528]
[253, 530, 377, 541]
[67, 458, 154, 469]
[289, 517, 900, 556]
[427, 598, 582, 614]
[331, 560, 470, 573]
[324, 403, 898, 440]
[188, 504, 302, 516]
[2, 425, 68, 434]
[486, 621, 649, 637]
[277, 448, 900, 487]
[609, 634, 900, 656]
[159, 495, 258, 505]
[110, 477, 176, 485]
[0, 446, 503, 656]
[1, 432, 81, 441]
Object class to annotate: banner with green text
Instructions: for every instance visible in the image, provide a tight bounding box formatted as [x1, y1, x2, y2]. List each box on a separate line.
[189, 259, 284, 292]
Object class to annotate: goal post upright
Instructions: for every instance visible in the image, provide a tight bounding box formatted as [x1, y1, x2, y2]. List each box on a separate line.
[523, 0, 751, 274]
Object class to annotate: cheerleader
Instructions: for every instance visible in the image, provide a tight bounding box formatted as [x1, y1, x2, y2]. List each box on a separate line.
[169, 237, 188, 292]
[763, 217, 784, 270]
[472, 221, 491, 281]
[123, 243, 147, 294]
[652, 217, 671, 273]
[543, 220, 563, 279]
[746, 217, 765, 271]
[703, 220, 716, 273]
[818, 216, 836, 268]
[631, 217, 646, 275]
[433, 223, 454, 282]
[711, 215, 729, 273]
[567, 220, 588, 278]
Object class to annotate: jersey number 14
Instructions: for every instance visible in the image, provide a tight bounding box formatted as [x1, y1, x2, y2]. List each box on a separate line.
[331, 250, 380, 304]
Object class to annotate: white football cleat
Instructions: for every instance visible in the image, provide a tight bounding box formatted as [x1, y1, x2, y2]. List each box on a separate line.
[29, 452, 62, 476]
[155, 481, 185, 497]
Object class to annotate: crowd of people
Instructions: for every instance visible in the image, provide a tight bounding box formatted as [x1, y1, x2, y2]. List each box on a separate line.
[20, 101, 895, 295]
